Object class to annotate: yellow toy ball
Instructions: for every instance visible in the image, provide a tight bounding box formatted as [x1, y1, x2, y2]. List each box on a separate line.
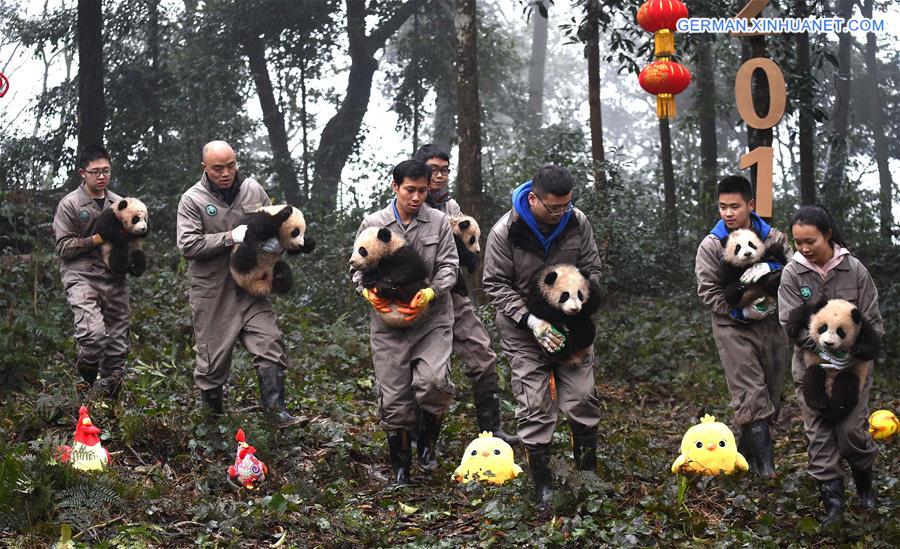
[453, 431, 523, 485]
[869, 410, 899, 441]
[672, 415, 749, 476]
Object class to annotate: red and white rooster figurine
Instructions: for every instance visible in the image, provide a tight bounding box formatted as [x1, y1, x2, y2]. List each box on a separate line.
[58, 406, 110, 471]
[227, 428, 268, 490]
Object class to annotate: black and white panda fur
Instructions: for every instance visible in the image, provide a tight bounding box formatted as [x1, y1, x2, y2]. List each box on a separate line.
[94, 197, 149, 277]
[525, 264, 602, 365]
[449, 214, 480, 297]
[719, 228, 787, 309]
[797, 298, 880, 421]
[349, 226, 429, 327]
[230, 204, 315, 297]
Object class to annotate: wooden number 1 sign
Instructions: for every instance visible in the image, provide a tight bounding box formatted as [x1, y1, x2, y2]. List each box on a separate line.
[732, 0, 786, 218]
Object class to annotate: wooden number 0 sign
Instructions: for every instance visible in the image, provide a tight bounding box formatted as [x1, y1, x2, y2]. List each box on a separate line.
[732, 0, 786, 218]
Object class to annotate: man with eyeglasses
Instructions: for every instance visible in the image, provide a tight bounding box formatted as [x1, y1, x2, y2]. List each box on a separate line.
[413, 144, 518, 447]
[483, 164, 602, 510]
[176, 140, 301, 427]
[53, 144, 132, 398]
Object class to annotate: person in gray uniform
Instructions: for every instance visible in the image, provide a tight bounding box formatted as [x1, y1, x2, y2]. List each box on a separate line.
[176, 140, 300, 427]
[413, 144, 517, 446]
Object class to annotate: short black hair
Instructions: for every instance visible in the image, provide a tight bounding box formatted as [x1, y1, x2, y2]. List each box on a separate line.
[790, 204, 847, 247]
[717, 175, 753, 202]
[78, 144, 111, 170]
[531, 164, 575, 197]
[413, 143, 450, 163]
[392, 159, 432, 185]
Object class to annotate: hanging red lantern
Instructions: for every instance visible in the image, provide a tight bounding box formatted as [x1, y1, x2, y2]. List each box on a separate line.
[636, 0, 689, 58]
[639, 60, 692, 119]
[0, 71, 9, 98]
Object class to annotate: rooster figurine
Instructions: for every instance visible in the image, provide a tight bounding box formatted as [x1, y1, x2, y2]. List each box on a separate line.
[226, 428, 268, 490]
[58, 406, 110, 471]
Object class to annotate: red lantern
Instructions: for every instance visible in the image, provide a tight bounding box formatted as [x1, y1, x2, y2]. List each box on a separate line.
[639, 60, 692, 119]
[0, 71, 8, 98]
[636, 0, 689, 58]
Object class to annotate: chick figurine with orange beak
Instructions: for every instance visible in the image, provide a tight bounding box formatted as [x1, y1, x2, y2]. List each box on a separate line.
[58, 406, 110, 471]
[672, 415, 748, 476]
[454, 431, 523, 485]
[869, 410, 898, 441]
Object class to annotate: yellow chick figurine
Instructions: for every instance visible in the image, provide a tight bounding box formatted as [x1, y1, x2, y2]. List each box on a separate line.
[672, 415, 748, 476]
[869, 410, 899, 441]
[454, 431, 523, 485]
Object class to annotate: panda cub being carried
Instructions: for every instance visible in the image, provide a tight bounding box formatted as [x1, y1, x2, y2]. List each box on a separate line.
[230, 204, 315, 297]
[526, 264, 602, 366]
[449, 214, 481, 297]
[94, 197, 149, 277]
[349, 226, 429, 327]
[719, 228, 787, 309]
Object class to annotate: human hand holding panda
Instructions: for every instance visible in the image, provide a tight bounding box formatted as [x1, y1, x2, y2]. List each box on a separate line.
[525, 264, 602, 365]
[800, 298, 881, 421]
[229, 204, 315, 297]
[718, 229, 787, 313]
[94, 197, 149, 277]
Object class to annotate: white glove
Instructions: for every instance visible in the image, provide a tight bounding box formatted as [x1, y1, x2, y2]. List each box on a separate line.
[260, 237, 284, 254]
[740, 262, 773, 286]
[742, 297, 776, 320]
[818, 347, 850, 369]
[526, 314, 566, 353]
[231, 225, 248, 244]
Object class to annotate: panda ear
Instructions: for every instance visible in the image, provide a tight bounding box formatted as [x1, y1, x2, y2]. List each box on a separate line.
[719, 234, 729, 248]
[812, 297, 829, 314]
[117, 200, 128, 211]
[459, 220, 470, 230]
[579, 268, 591, 281]
[377, 228, 392, 243]
[851, 308, 862, 325]
[543, 271, 558, 285]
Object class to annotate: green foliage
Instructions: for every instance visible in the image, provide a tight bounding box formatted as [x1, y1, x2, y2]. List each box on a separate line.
[54, 482, 121, 532]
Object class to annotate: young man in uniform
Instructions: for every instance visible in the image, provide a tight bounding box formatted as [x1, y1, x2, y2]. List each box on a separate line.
[483, 164, 602, 509]
[413, 144, 517, 445]
[176, 140, 300, 427]
[54, 144, 136, 398]
[353, 159, 459, 485]
[694, 175, 792, 477]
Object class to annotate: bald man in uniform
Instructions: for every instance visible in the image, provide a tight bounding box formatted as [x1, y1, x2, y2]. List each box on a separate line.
[176, 141, 301, 426]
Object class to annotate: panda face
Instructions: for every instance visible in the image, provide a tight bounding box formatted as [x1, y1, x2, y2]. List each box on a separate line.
[538, 264, 589, 315]
[350, 227, 403, 271]
[723, 229, 764, 268]
[450, 215, 481, 254]
[115, 198, 149, 236]
[808, 299, 861, 353]
[276, 206, 307, 250]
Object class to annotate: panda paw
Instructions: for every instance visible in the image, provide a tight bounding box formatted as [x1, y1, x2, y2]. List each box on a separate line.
[801, 366, 830, 411]
[828, 371, 860, 419]
[129, 250, 147, 277]
[231, 238, 260, 274]
[271, 260, 293, 294]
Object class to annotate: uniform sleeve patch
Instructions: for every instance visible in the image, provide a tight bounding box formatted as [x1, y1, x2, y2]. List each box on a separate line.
[205, 204, 218, 216]
[800, 286, 812, 301]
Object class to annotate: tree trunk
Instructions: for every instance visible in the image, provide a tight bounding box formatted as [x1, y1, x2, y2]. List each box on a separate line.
[741, 36, 772, 200]
[299, 62, 310, 202]
[527, 2, 548, 132]
[454, 0, 482, 225]
[76, 0, 105, 170]
[823, 0, 852, 214]
[147, 0, 161, 144]
[659, 118, 678, 245]
[585, 0, 606, 193]
[310, 0, 426, 213]
[695, 33, 718, 234]
[243, 32, 301, 206]
[431, 0, 456, 152]
[861, 0, 893, 242]
[795, 0, 815, 203]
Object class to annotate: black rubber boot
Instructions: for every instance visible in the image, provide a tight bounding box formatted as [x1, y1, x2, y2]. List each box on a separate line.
[525, 444, 553, 511]
[386, 429, 412, 486]
[744, 420, 776, 478]
[737, 427, 757, 474]
[850, 465, 877, 510]
[473, 388, 519, 446]
[570, 423, 598, 472]
[257, 366, 303, 427]
[201, 386, 224, 415]
[820, 478, 845, 526]
[417, 411, 443, 472]
[76, 361, 99, 386]
[90, 371, 123, 401]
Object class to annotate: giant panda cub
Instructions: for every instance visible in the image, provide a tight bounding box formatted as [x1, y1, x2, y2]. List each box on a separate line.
[799, 298, 880, 421]
[526, 264, 602, 365]
[94, 197, 149, 277]
[230, 204, 315, 297]
[349, 226, 429, 327]
[449, 214, 481, 297]
[719, 228, 787, 309]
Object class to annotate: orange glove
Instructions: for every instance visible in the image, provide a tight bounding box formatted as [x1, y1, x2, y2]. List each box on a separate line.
[362, 288, 392, 313]
[397, 288, 435, 322]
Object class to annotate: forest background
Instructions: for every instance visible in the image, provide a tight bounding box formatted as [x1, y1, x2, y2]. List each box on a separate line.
[0, 0, 898, 546]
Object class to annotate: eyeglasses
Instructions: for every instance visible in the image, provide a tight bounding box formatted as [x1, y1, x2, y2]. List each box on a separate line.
[534, 193, 574, 217]
[84, 168, 111, 177]
[428, 166, 451, 176]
